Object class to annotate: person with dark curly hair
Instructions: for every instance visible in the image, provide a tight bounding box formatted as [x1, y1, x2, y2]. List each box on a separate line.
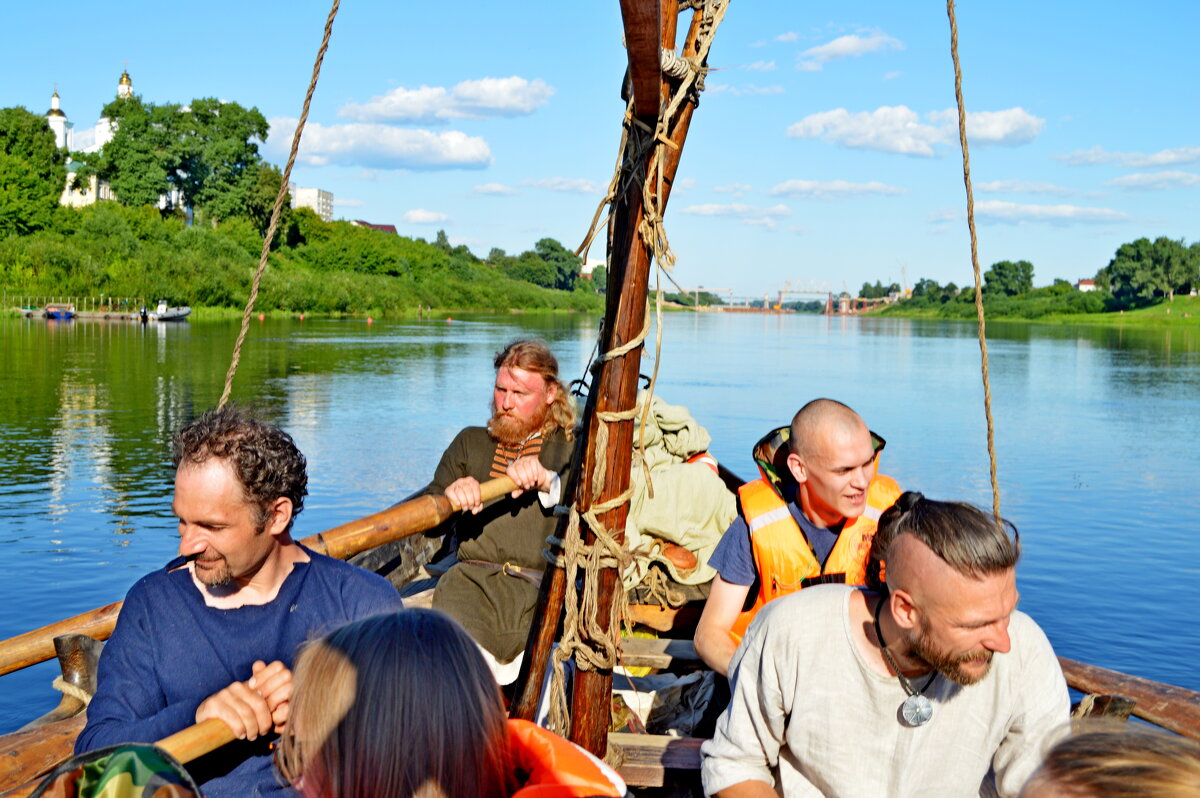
[76, 404, 402, 798]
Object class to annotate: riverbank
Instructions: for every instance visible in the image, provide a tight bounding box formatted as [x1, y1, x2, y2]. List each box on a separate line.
[874, 295, 1200, 327]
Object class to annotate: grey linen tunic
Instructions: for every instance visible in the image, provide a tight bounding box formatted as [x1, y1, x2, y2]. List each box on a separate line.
[701, 584, 1069, 798]
[426, 426, 572, 662]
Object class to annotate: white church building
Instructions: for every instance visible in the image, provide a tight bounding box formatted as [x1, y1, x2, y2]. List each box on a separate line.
[46, 70, 134, 207]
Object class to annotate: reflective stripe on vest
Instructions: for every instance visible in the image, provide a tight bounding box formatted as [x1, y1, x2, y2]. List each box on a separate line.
[727, 473, 901, 644]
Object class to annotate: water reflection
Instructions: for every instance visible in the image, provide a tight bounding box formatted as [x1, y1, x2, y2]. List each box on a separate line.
[0, 311, 1197, 732]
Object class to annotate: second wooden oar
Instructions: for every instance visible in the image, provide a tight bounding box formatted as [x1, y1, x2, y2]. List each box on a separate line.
[0, 476, 516, 678]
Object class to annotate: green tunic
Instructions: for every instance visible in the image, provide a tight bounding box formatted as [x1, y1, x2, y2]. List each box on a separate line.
[427, 426, 572, 661]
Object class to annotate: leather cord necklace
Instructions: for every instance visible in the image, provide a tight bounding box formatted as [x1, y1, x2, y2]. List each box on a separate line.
[872, 596, 937, 727]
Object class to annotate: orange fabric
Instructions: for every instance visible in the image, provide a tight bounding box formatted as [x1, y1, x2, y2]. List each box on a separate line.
[728, 474, 901, 643]
[508, 720, 626, 798]
[685, 451, 720, 475]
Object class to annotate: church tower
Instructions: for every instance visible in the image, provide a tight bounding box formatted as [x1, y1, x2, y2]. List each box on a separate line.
[45, 89, 72, 150]
[117, 69, 133, 99]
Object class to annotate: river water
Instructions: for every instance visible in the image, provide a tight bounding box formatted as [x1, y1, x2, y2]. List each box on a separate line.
[1, 312, 1198, 732]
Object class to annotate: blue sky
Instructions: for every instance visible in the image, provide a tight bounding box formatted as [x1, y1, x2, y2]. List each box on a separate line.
[5, 1, 1197, 296]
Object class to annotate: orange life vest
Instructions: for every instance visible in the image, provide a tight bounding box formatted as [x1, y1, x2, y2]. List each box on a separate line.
[728, 474, 901, 643]
[508, 719, 627, 798]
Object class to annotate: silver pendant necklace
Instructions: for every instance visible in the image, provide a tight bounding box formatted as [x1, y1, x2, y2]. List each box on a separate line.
[872, 596, 937, 727]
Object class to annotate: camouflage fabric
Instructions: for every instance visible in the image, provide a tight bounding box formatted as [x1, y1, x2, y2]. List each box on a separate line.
[32, 744, 200, 798]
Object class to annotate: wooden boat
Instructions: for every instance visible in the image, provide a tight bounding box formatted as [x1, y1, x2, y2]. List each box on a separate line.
[41, 303, 75, 320]
[2, 2, 1199, 795]
[147, 300, 190, 322]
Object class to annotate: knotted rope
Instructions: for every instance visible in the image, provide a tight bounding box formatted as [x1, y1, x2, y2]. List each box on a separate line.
[543, 0, 729, 737]
[947, 0, 1001, 521]
[219, 0, 342, 408]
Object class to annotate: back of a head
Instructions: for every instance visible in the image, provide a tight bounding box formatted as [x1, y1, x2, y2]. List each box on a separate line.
[789, 398, 864, 459]
[1022, 725, 1200, 798]
[494, 338, 576, 439]
[869, 491, 1020, 592]
[279, 609, 512, 798]
[172, 404, 307, 530]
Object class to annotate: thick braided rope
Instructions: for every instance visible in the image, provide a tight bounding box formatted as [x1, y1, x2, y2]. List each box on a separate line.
[947, 0, 1001, 521]
[219, 0, 341, 409]
[52, 676, 92, 706]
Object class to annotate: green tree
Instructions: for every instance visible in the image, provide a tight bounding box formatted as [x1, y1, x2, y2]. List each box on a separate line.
[983, 260, 1034, 296]
[434, 229, 452, 252]
[590, 265, 607, 291]
[0, 107, 67, 236]
[241, 162, 290, 240]
[1103, 237, 1189, 303]
[912, 278, 940, 298]
[534, 237, 581, 291]
[181, 98, 269, 221]
[0, 107, 66, 185]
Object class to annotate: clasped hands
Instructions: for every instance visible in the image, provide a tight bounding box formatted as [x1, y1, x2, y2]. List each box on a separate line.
[195, 659, 291, 741]
[445, 455, 553, 514]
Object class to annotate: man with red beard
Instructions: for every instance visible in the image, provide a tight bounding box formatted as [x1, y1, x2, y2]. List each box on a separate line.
[702, 493, 1069, 798]
[425, 339, 575, 682]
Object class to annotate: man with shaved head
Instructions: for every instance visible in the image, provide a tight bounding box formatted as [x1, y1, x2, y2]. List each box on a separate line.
[695, 399, 901, 676]
[701, 493, 1069, 797]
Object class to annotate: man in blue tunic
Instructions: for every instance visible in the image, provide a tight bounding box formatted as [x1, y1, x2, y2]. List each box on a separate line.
[76, 405, 402, 797]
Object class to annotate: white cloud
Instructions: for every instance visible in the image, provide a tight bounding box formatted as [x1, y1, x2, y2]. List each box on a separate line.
[267, 118, 492, 170]
[768, 179, 906, 199]
[338, 77, 554, 122]
[798, 31, 903, 71]
[786, 106, 1044, 156]
[474, 182, 518, 195]
[681, 203, 791, 218]
[1106, 171, 1200, 190]
[975, 200, 1129, 225]
[334, 198, 365, 207]
[976, 180, 1098, 197]
[884, 71, 902, 81]
[677, 177, 697, 193]
[707, 84, 785, 97]
[746, 60, 777, 72]
[776, 32, 799, 42]
[714, 182, 753, 195]
[927, 108, 1044, 145]
[403, 209, 450, 224]
[680, 203, 791, 229]
[522, 177, 601, 194]
[1056, 145, 1200, 168]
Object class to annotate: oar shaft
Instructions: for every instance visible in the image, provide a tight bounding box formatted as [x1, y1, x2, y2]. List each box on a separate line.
[156, 717, 236, 764]
[0, 476, 517, 677]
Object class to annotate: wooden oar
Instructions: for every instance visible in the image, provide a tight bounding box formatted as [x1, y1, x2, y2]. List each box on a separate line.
[0, 717, 235, 797]
[0, 477, 517, 678]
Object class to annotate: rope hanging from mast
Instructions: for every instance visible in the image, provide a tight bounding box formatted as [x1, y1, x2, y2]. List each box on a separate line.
[219, 0, 343, 409]
[946, 0, 1002, 521]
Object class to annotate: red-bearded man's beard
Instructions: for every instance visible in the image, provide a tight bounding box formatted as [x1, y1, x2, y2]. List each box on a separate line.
[487, 400, 550, 445]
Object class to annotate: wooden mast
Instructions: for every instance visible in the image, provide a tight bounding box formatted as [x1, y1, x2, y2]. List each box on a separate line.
[510, 0, 714, 758]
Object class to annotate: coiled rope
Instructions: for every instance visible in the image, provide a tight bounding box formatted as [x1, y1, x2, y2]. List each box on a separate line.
[219, 0, 342, 408]
[947, 0, 1001, 521]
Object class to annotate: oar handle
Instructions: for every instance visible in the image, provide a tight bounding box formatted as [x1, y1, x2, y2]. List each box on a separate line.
[156, 718, 236, 764]
[0, 476, 521, 677]
[452, 475, 519, 510]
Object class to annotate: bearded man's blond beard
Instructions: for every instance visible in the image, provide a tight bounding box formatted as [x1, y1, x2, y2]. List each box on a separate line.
[487, 401, 551, 445]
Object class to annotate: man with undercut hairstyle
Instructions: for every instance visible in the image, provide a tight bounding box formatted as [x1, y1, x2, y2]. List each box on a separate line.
[695, 398, 901, 676]
[77, 405, 401, 798]
[701, 493, 1070, 798]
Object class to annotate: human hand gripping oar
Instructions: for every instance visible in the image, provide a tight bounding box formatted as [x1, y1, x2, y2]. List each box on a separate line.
[0, 476, 517, 678]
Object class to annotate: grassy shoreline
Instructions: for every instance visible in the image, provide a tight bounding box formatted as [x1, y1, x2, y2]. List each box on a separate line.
[872, 295, 1200, 328]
